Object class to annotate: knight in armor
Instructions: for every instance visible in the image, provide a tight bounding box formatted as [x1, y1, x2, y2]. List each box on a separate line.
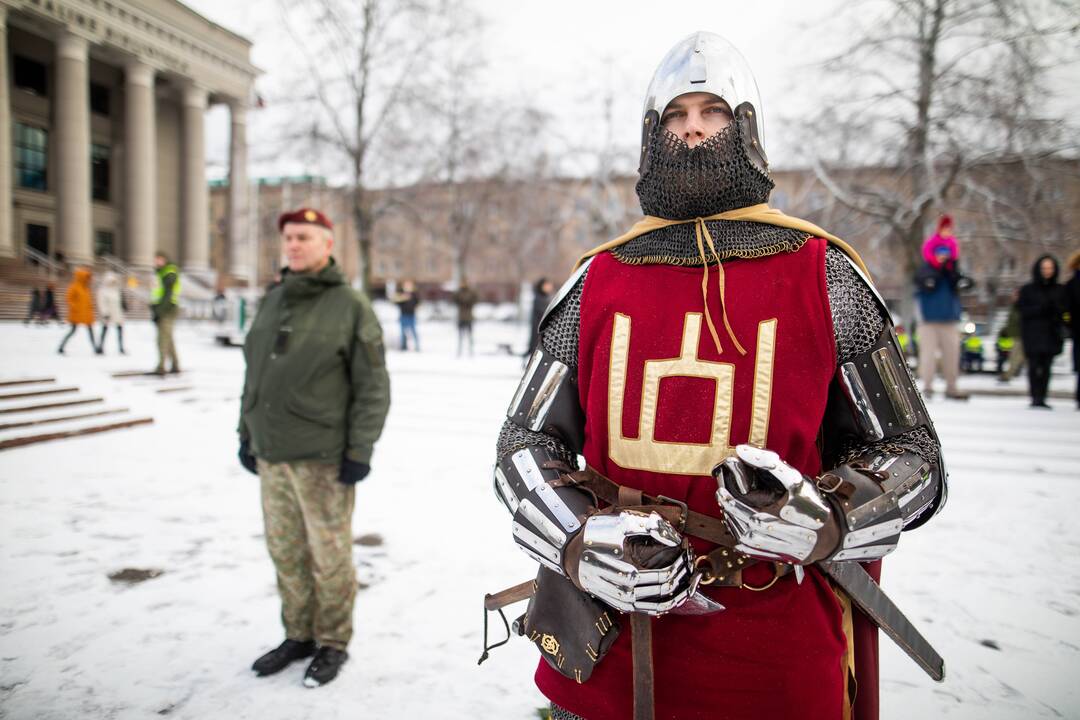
[491, 32, 946, 720]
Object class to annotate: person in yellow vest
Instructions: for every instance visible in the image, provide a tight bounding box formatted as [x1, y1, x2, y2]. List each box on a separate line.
[995, 334, 1014, 377]
[151, 252, 181, 374]
[961, 332, 983, 373]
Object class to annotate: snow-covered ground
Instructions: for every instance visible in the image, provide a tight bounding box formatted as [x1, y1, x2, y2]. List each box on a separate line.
[0, 316, 1077, 720]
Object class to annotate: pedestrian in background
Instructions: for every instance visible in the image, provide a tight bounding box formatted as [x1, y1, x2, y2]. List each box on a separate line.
[1017, 254, 1066, 409]
[41, 284, 59, 322]
[392, 279, 420, 351]
[914, 215, 970, 399]
[997, 290, 1025, 382]
[525, 277, 554, 357]
[57, 267, 97, 355]
[453, 282, 479, 357]
[1065, 249, 1080, 409]
[238, 208, 390, 688]
[96, 271, 126, 355]
[24, 287, 42, 325]
[151, 252, 181, 374]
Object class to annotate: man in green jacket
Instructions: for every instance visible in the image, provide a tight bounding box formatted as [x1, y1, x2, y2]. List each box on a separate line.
[151, 252, 181, 374]
[238, 208, 390, 688]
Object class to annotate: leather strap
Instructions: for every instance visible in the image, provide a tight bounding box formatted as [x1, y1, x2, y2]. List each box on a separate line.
[631, 613, 655, 720]
[483, 579, 536, 612]
[619, 484, 644, 507]
[567, 467, 739, 547]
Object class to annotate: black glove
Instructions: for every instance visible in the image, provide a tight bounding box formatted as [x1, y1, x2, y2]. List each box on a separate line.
[150, 305, 160, 323]
[238, 440, 258, 475]
[339, 459, 370, 485]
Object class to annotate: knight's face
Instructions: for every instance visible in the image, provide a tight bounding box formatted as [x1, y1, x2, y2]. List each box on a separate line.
[660, 92, 733, 148]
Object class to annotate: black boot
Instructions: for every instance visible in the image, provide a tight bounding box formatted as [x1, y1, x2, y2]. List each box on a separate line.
[303, 646, 348, 688]
[251, 639, 316, 677]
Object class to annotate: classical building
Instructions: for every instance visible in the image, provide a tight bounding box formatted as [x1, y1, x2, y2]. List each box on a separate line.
[0, 0, 257, 278]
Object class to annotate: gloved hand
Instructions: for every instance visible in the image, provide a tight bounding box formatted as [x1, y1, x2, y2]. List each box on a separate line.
[150, 304, 160, 323]
[339, 459, 370, 485]
[238, 440, 258, 475]
[573, 509, 696, 615]
[714, 445, 840, 565]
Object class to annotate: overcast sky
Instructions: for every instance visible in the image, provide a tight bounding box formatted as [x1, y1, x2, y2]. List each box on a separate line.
[183, 0, 1079, 181]
[183, 0, 846, 179]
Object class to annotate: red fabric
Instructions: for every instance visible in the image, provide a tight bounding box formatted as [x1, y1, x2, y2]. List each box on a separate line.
[277, 207, 333, 231]
[536, 241, 874, 720]
[853, 561, 881, 720]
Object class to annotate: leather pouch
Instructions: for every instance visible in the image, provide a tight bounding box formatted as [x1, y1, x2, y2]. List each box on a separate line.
[523, 567, 621, 684]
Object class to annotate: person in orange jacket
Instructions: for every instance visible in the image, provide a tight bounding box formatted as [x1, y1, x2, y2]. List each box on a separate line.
[58, 267, 99, 354]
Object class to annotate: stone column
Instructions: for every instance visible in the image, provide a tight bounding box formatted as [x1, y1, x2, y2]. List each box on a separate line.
[180, 82, 208, 272]
[55, 32, 93, 264]
[0, 8, 13, 259]
[227, 101, 249, 279]
[124, 60, 156, 268]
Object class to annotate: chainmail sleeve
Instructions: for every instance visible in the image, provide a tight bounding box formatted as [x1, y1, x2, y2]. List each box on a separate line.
[538, 269, 586, 368]
[825, 245, 887, 363]
[495, 268, 588, 464]
[824, 245, 941, 466]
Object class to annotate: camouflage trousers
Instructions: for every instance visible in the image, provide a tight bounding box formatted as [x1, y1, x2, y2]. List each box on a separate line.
[258, 459, 356, 650]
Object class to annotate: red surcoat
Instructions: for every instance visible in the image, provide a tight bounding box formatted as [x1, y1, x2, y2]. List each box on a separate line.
[535, 240, 879, 720]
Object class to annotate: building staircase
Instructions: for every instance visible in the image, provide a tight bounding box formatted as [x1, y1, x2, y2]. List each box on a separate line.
[0, 253, 160, 321]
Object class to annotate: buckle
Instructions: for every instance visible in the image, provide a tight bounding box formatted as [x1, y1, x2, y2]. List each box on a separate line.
[816, 473, 844, 494]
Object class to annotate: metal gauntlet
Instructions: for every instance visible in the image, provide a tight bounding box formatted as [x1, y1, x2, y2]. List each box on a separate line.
[576, 510, 696, 615]
[714, 445, 840, 564]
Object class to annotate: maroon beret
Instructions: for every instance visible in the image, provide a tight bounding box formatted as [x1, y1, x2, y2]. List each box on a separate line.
[278, 208, 334, 232]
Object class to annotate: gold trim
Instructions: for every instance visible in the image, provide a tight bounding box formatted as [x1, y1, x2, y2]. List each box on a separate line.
[607, 313, 779, 476]
[748, 318, 777, 447]
[833, 583, 857, 720]
[540, 633, 560, 656]
[608, 313, 736, 474]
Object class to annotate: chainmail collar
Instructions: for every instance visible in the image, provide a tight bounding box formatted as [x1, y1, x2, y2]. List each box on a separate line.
[612, 221, 809, 267]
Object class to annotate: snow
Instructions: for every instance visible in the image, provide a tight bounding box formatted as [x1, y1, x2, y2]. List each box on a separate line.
[1, 316, 1078, 719]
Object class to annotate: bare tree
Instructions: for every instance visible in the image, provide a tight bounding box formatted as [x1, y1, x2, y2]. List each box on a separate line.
[805, 0, 1079, 288]
[276, 0, 440, 291]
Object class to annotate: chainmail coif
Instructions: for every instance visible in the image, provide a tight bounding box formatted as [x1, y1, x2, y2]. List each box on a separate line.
[636, 125, 772, 219]
[622, 125, 807, 266]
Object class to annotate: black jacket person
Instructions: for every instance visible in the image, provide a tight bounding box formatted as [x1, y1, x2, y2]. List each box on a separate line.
[1017, 254, 1066, 408]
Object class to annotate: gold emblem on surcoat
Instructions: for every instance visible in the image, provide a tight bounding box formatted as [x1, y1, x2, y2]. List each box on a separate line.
[540, 633, 560, 656]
